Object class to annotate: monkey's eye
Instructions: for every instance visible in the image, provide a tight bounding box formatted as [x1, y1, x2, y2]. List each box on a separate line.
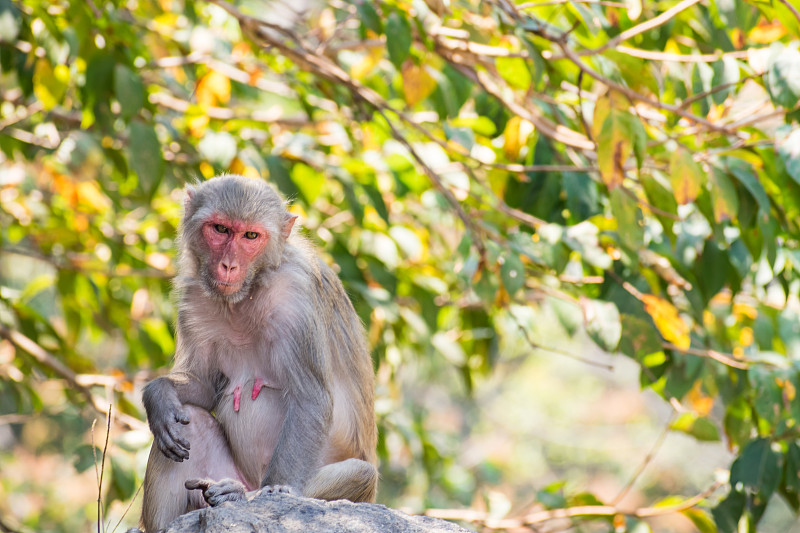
[214, 224, 229, 234]
[243, 231, 259, 240]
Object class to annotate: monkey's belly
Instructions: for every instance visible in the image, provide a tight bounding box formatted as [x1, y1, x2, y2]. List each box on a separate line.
[215, 380, 286, 489]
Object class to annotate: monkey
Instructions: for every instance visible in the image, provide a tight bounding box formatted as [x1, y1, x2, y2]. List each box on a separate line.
[139, 175, 378, 532]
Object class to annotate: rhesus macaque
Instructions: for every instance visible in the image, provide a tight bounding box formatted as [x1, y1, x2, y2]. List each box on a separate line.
[140, 176, 378, 532]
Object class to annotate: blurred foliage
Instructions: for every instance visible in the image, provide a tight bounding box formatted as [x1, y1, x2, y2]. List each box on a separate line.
[0, 0, 799, 531]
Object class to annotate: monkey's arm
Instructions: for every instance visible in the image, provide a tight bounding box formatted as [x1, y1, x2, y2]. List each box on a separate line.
[262, 320, 333, 492]
[143, 372, 219, 462]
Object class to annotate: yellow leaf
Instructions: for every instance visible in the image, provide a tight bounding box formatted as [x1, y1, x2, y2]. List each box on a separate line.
[76, 181, 111, 213]
[188, 114, 209, 138]
[739, 326, 754, 347]
[350, 46, 383, 80]
[402, 62, 437, 107]
[732, 302, 757, 320]
[503, 116, 535, 161]
[669, 149, 705, 204]
[749, 20, 787, 44]
[196, 71, 231, 107]
[642, 294, 691, 350]
[688, 382, 714, 416]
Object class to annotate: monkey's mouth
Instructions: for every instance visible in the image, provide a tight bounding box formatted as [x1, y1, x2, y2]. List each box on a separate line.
[215, 281, 243, 295]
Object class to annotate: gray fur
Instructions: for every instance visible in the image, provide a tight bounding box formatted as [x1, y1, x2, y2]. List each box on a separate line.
[141, 176, 377, 532]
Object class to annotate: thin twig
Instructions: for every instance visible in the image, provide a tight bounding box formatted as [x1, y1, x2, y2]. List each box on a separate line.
[109, 482, 144, 533]
[0, 325, 147, 431]
[611, 411, 676, 505]
[580, 0, 703, 57]
[662, 342, 750, 369]
[778, 0, 800, 26]
[427, 481, 723, 528]
[95, 405, 113, 533]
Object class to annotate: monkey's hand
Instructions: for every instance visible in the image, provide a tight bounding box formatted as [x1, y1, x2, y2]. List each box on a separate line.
[147, 395, 191, 462]
[185, 478, 246, 506]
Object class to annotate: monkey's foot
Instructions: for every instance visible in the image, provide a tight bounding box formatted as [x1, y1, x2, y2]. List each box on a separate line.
[260, 484, 297, 496]
[186, 478, 247, 506]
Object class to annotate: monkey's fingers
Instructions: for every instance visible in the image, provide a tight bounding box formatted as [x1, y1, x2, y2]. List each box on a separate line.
[202, 478, 247, 506]
[166, 423, 191, 453]
[185, 478, 213, 491]
[156, 436, 189, 462]
[174, 409, 191, 425]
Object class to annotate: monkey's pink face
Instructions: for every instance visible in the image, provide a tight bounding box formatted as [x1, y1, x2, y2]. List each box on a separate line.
[202, 216, 269, 297]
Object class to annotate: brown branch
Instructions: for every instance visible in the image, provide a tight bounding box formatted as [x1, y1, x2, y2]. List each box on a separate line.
[580, 0, 703, 57]
[555, 42, 741, 137]
[618, 46, 750, 63]
[0, 325, 147, 431]
[778, 0, 800, 26]
[426, 481, 723, 528]
[205, 0, 489, 261]
[611, 411, 676, 505]
[662, 342, 750, 369]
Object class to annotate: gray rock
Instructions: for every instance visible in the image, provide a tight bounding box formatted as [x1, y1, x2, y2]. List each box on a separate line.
[162, 492, 474, 533]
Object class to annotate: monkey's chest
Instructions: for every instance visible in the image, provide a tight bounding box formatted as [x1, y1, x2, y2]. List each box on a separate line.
[214, 376, 287, 487]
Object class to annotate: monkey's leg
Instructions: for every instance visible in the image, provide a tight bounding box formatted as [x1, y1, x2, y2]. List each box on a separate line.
[303, 458, 378, 503]
[141, 405, 244, 532]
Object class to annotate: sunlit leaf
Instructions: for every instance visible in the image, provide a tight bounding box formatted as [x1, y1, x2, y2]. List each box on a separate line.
[641, 294, 690, 350]
[496, 56, 531, 91]
[669, 148, 705, 204]
[402, 62, 437, 107]
[196, 70, 231, 107]
[710, 169, 739, 223]
[582, 298, 621, 351]
[779, 128, 800, 185]
[33, 60, 68, 110]
[766, 44, 800, 109]
[671, 412, 720, 441]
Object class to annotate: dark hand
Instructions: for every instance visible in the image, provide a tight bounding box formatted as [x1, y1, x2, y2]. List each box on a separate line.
[185, 478, 246, 506]
[143, 379, 191, 462]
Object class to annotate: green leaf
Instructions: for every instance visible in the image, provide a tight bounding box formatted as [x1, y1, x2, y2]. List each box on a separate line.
[356, 1, 382, 34]
[766, 44, 800, 110]
[496, 56, 531, 91]
[583, 299, 621, 351]
[711, 57, 739, 105]
[619, 314, 662, 360]
[784, 442, 800, 494]
[114, 64, 144, 119]
[779, 128, 800, 185]
[730, 438, 782, 500]
[725, 158, 770, 215]
[712, 489, 745, 533]
[291, 162, 324, 203]
[610, 187, 644, 250]
[670, 412, 720, 441]
[682, 508, 718, 533]
[128, 121, 164, 195]
[385, 12, 412, 70]
[500, 252, 525, 296]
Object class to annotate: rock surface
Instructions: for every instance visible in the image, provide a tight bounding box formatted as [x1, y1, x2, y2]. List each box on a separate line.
[162, 492, 473, 533]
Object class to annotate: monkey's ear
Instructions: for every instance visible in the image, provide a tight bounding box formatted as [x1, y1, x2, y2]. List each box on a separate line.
[282, 213, 297, 239]
[184, 186, 196, 214]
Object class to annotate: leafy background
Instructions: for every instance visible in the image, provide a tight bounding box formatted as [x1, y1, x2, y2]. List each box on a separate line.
[1, 0, 800, 531]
